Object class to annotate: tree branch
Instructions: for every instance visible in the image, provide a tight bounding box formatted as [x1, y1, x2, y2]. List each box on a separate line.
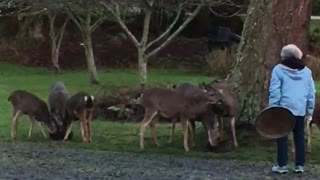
[90, 15, 105, 32]
[56, 16, 69, 48]
[101, 1, 140, 48]
[86, 12, 91, 30]
[140, 8, 152, 49]
[146, 4, 203, 59]
[146, 6, 182, 50]
[65, 7, 87, 34]
[48, 12, 57, 41]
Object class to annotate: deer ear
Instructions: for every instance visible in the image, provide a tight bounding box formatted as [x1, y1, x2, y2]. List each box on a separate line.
[84, 96, 88, 102]
[91, 95, 95, 101]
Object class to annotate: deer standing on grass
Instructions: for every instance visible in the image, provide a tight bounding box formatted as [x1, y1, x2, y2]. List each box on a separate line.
[63, 92, 95, 143]
[202, 78, 239, 148]
[168, 82, 222, 148]
[139, 87, 222, 152]
[291, 95, 320, 154]
[48, 81, 70, 140]
[8, 90, 57, 140]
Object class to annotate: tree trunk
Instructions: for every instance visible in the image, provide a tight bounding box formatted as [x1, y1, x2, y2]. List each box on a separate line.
[49, 14, 60, 73]
[83, 34, 100, 84]
[231, 0, 311, 122]
[138, 48, 147, 89]
[51, 42, 60, 73]
[48, 14, 69, 74]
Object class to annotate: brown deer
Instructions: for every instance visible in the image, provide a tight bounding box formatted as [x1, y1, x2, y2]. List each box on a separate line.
[201, 78, 239, 148]
[291, 95, 320, 154]
[139, 87, 222, 152]
[168, 82, 221, 148]
[48, 81, 72, 141]
[48, 81, 69, 126]
[8, 90, 57, 140]
[63, 92, 95, 143]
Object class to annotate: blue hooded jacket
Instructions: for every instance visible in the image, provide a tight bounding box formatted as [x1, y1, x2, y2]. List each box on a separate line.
[268, 64, 316, 116]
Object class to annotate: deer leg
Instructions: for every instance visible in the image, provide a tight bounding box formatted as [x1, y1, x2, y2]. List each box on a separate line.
[189, 121, 196, 147]
[291, 133, 295, 154]
[168, 119, 177, 144]
[149, 118, 160, 147]
[37, 122, 47, 139]
[187, 121, 192, 143]
[27, 116, 35, 140]
[81, 111, 88, 143]
[219, 116, 224, 140]
[80, 120, 88, 143]
[11, 110, 21, 140]
[181, 119, 190, 152]
[139, 110, 158, 150]
[86, 120, 91, 143]
[230, 116, 238, 148]
[63, 123, 73, 142]
[87, 111, 93, 142]
[80, 110, 89, 143]
[307, 121, 312, 153]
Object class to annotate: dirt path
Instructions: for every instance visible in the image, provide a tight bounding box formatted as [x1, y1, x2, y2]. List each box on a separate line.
[0, 143, 318, 180]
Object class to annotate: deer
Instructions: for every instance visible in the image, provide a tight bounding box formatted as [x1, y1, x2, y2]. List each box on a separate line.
[139, 87, 223, 152]
[48, 81, 71, 141]
[8, 90, 57, 140]
[291, 94, 320, 154]
[201, 78, 239, 148]
[168, 82, 222, 148]
[63, 92, 95, 143]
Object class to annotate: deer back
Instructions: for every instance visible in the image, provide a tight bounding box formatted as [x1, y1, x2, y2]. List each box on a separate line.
[66, 92, 95, 121]
[141, 88, 186, 118]
[8, 90, 48, 117]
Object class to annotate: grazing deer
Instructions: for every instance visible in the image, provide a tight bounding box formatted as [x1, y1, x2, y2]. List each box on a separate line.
[48, 81, 71, 141]
[48, 81, 69, 126]
[63, 92, 95, 143]
[139, 87, 222, 152]
[201, 78, 239, 148]
[8, 90, 57, 140]
[168, 82, 221, 148]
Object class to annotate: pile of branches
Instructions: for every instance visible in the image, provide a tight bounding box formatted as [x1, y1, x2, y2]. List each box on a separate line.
[93, 85, 144, 122]
[93, 84, 175, 123]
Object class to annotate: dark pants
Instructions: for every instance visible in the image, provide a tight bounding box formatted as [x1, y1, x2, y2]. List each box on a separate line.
[277, 116, 305, 166]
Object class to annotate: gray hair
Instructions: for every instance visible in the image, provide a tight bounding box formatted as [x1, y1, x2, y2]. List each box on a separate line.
[280, 44, 303, 60]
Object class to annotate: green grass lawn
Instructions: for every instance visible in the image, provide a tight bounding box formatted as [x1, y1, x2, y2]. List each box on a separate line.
[1, 62, 320, 164]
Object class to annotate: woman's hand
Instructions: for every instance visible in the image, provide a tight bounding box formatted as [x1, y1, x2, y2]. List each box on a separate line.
[305, 116, 312, 122]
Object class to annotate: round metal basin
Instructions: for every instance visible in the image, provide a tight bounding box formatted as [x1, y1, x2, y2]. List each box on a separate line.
[255, 106, 295, 139]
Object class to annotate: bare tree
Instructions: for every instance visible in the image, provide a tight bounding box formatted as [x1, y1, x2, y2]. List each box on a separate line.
[230, 0, 312, 122]
[1, 1, 69, 73]
[0, 0, 48, 16]
[47, 6, 69, 74]
[65, 0, 106, 84]
[102, 0, 208, 89]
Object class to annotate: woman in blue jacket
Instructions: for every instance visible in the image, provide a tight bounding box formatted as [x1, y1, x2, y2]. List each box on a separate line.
[269, 44, 316, 173]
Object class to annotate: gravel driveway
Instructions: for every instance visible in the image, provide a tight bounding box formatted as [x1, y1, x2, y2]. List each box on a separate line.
[0, 142, 318, 180]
